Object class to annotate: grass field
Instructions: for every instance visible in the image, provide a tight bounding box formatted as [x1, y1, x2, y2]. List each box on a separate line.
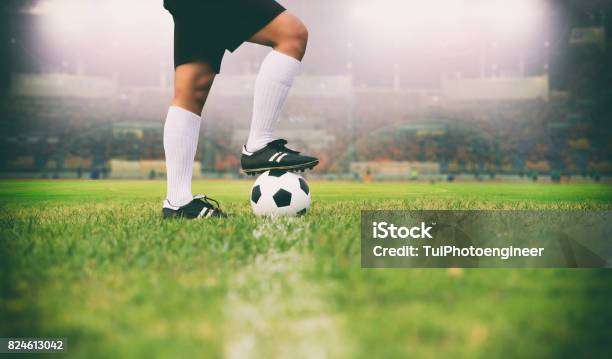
[1, 180, 612, 358]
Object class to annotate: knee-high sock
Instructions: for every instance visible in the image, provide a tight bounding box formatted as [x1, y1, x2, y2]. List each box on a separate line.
[246, 50, 301, 152]
[163, 106, 201, 207]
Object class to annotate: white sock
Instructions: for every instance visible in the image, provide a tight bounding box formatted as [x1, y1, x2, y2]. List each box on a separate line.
[163, 106, 201, 207]
[246, 50, 301, 152]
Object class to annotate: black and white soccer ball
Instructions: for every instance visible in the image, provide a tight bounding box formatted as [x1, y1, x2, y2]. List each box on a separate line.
[250, 170, 311, 217]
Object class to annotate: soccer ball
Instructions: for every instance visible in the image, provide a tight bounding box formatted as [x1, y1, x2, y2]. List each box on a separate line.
[250, 170, 311, 217]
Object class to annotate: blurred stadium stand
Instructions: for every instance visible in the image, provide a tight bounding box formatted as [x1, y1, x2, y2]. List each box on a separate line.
[1, 73, 608, 181]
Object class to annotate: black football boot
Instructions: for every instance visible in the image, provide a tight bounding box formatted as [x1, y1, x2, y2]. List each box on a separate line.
[162, 195, 227, 219]
[241, 139, 319, 176]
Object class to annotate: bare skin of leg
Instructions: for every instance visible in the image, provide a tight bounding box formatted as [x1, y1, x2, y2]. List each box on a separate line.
[173, 61, 216, 115]
[248, 11, 309, 61]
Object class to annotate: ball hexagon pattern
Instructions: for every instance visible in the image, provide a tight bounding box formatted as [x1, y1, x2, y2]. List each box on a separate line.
[250, 170, 311, 217]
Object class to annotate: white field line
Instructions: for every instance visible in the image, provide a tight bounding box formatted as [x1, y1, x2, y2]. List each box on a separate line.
[225, 219, 350, 359]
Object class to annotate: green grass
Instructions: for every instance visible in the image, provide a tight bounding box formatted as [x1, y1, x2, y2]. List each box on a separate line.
[1, 180, 611, 358]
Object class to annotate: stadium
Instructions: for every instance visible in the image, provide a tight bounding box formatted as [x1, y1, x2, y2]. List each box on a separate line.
[1, 0, 611, 358]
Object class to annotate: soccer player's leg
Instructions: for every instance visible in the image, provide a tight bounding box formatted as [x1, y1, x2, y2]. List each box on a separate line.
[240, 12, 319, 175]
[163, 61, 227, 219]
[162, 4, 228, 219]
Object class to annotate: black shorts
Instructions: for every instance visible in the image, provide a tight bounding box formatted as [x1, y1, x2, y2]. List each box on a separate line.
[164, 0, 286, 73]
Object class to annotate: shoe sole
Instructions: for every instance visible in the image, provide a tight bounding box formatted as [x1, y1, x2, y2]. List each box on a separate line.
[242, 160, 319, 176]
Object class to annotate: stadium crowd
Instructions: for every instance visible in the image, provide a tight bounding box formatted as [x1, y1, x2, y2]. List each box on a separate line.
[0, 91, 608, 180]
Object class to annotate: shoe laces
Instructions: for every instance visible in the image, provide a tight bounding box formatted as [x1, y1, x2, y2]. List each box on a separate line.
[194, 194, 223, 213]
[267, 139, 300, 154]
